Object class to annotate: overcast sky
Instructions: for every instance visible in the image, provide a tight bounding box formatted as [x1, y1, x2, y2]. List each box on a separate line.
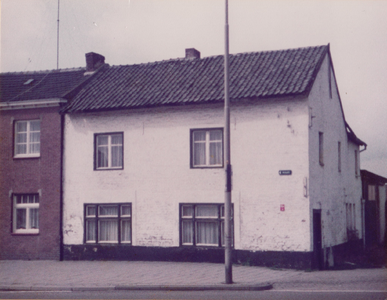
[1, 0, 386, 177]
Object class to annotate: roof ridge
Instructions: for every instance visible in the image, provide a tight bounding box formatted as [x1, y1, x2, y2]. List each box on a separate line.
[107, 45, 328, 69]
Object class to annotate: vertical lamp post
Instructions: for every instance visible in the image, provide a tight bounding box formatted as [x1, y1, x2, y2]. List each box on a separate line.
[224, 0, 233, 284]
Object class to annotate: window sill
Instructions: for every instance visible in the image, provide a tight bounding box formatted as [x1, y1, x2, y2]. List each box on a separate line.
[191, 166, 224, 169]
[13, 155, 40, 160]
[12, 232, 39, 236]
[94, 168, 124, 171]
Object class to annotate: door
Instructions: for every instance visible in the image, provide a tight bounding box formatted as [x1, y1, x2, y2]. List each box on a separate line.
[312, 209, 323, 270]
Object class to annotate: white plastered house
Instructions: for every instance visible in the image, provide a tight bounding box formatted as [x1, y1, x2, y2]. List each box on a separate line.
[62, 45, 366, 269]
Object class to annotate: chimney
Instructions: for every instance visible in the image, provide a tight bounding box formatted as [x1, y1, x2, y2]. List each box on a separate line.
[185, 48, 200, 59]
[86, 52, 105, 72]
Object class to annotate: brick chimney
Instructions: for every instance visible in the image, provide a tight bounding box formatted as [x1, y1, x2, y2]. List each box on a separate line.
[185, 48, 200, 59]
[86, 52, 105, 72]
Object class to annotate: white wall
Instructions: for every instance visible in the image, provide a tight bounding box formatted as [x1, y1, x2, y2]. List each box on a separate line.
[63, 97, 312, 252]
[308, 53, 362, 252]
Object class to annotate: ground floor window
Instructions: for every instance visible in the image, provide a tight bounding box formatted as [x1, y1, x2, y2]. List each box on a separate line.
[13, 194, 39, 234]
[180, 203, 233, 247]
[84, 203, 131, 244]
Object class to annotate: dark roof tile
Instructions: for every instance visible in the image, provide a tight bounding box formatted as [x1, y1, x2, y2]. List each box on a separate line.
[65, 45, 328, 113]
[0, 68, 90, 102]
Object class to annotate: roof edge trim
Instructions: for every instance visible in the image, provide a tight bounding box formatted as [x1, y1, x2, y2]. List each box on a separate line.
[0, 98, 67, 110]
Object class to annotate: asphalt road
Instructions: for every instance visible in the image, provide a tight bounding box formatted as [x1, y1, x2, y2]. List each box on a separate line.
[1, 290, 387, 299]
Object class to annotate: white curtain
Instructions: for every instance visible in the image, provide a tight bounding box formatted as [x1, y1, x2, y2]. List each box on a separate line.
[99, 205, 118, 216]
[86, 220, 96, 242]
[99, 220, 118, 242]
[97, 136, 109, 168]
[209, 130, 222, 165]
[15, 122, 27, 154]
[193, 131, 206, 165]
[182, 221, 193, 244]
[29, 120, 40, 154]
[196, 205, 218, 218]
[30, 208, 39, 229]
[121, 220, 131, 242]
[196, 221, 218, 245]
[111, 134, 122, 167]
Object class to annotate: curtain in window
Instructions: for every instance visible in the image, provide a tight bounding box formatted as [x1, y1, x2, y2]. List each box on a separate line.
[86, 220, 96, 242]
[16, 209, 26, 229]
[196, 205, 218, 218]
[121, 220, 131, 242]
[196, 221, 218, 245]
[111, 134, 123, 167]
[30, 208, 39, 229]
[99, 205, 118, 216]
[209, 130, 222, 165]
[97, 136, 109, 168]
[16, 122, 27, 154]
[182, 221, 193, 244]
[99, 220, 118, 242]
[29, 121, 40, 154]
[193, 131, 206, 165]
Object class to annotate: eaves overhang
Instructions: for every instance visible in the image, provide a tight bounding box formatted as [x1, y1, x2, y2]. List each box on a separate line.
[0, 98, 67, 110]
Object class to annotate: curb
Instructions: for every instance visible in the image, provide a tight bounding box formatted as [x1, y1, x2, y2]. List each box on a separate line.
[0, 283, 273, 292]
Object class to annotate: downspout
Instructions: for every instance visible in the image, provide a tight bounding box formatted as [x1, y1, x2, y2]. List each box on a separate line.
[59, 112, 65, 260]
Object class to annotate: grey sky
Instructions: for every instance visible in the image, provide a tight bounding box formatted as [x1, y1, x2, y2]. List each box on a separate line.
[1, 0, 386, 177]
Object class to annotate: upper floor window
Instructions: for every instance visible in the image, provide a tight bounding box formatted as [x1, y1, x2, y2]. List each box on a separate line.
[354, 150, 359, 176]
[95, 133, 123, 170]
[319, 132, 324, 166]
[191, 128, 223, 168]
[13, 194, 39, 234]
[338, 141, 341, 172]
[84, 203, 131, 244]
[14, 120, 40, 158]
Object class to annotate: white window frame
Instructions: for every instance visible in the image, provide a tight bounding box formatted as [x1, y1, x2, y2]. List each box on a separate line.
[14, 120, 41, 158]
[84, 203, 131, 244]
[13, 194, 39, 234]
[95, 133, 123, 170]
[191, 128, 223, 168]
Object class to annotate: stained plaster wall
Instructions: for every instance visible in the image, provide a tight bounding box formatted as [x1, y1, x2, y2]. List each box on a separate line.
[308, 53, 362, 253]
[63, 97, 311, 252]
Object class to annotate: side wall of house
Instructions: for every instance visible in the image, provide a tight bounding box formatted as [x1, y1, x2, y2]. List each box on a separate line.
[0, 107, 62, 260]
[63, 98, 311, 258]
[308, 54, 362, 258]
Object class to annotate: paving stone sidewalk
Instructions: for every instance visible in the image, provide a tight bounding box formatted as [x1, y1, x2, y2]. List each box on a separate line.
[0, 260, 385, 291]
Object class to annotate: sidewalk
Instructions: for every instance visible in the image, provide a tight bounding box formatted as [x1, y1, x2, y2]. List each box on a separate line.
[0, 260, 386, 292]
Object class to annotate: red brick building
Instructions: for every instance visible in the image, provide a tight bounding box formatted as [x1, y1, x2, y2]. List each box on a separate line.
[0, 53, 104, 259]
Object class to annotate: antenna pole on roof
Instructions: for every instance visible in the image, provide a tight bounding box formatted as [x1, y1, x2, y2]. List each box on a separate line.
[56, 0, 60, 70]
[224, 0, 233, 285]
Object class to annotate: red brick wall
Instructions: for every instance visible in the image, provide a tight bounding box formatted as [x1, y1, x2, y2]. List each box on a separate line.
[0, 107, 62, 260]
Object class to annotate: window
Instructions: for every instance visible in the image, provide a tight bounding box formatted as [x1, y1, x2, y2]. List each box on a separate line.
[346, 203, 358, 240]
[14, 120, 40, 157]
[191, 129, 223, 168]
[319, 132, 324, 166]
[338, 141, 341, 172]
[13, 194, 39, 234]
[180, 203, 233, 247]
[368, 185, 376, 201]
[84, 203, 131, 244]
[95, 133, 123, 170]
[354, 150, 358, 176]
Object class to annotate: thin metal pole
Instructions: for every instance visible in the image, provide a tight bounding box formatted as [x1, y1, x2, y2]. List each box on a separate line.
[57, 0, 60, 70]
[224, 0, 233, 284]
